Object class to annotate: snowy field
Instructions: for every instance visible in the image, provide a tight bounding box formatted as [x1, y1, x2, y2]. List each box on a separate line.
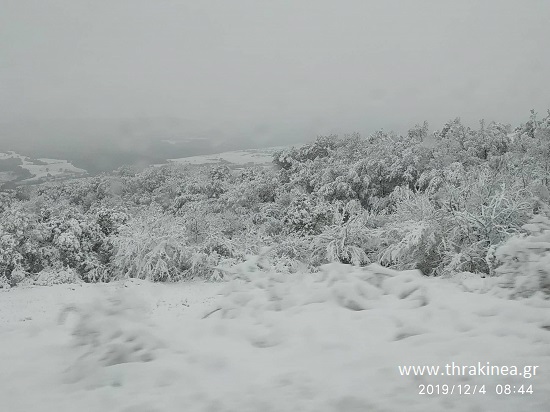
[169, 146, 287, 167]
[0, 151, 87, 182]
[1, 263, 549, 412]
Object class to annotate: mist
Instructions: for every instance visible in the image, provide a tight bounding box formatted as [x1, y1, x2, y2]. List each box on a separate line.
[1, 0, 549, 170]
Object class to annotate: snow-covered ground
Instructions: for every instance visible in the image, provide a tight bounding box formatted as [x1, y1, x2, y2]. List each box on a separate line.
[0, 171, 18, 183]
[0, 151, 87, 182]
[1, 263, 549, 411]
[169, 146, 287, 167]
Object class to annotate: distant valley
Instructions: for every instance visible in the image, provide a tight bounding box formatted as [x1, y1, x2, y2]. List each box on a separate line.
[0, 144, 284, 190]
[0, 151, 87, 189]
[0, 118, 300, 189]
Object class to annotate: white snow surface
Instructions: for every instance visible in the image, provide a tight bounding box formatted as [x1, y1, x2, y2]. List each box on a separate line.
[0, 151, 87, 181]
[1, 263, 549, 411]
[169, 146, 286, 166]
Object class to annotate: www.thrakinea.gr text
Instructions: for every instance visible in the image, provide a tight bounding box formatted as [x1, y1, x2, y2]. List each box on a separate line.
[398, 362, 539, 379]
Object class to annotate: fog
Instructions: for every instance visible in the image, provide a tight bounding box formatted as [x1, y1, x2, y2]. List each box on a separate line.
[1, 0, 549, 162]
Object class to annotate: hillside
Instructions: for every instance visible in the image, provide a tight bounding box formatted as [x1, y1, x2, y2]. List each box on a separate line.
[1, 112, 550, 411]
[0, 151, 87, 189]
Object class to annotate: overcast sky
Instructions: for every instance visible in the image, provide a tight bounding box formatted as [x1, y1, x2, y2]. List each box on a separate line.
[1, 0, 549, 145]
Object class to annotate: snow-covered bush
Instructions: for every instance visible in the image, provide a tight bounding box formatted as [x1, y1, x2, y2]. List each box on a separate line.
[439, 174, 533, 275]
[379, 167, 536, 276]
[0, 232, 23, 284]
[111, 208, 191, 281]
[95, 208, 129, 236]
[282, 192, 332, 235]
[223, 167, 277, 207]
[39, 206, 107, 278]
[34, 267, 81, 286]
[375, 188, 442, 274]
[79, 256, 111, 283]
[264, 237, 313, 273]
[312, 223, 370, 266]
[312, 204, 374, 266]
[273, 135, 339, 170]
[9, 266, 27, 284]
[377, 220, 442, 275]
[494, 214, 550, 298]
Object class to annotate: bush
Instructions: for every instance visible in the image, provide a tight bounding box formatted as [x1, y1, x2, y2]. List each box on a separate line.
[111, 208, 191, 281]
[312, 205, 374, 266]
[34, 267, 81, 286]
[282, 193, 332, 235]
[494, 214, 550, 298]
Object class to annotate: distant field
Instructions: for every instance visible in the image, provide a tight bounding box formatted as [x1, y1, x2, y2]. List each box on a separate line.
[168, 146, 286, 168]
[0, 151, 87, 188]
[0, 145, 286, 189]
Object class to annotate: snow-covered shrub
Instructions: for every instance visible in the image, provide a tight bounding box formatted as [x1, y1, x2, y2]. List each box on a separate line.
[41, 208, 106, 277]
[311, 205, 374, 266]
[252, 203, 284, 236]
[282, 193, 332, 235]
[201, 235, 236, 259]
[0, 191, 16, 214]
[263, 237, 312, 273]
[79, 257, 111, 283]
[312, 225, 369, 266]
[0, 232, 23, 283]
[223, 167, 277, 207]
[111, 208, 191, 281]
[439, 176, 534, 275]
[273, 135, 339, 170]
[188, 251, 224, 280]
[95, 208, 129, 236]
[216, 210, 249, 239]
[385, 169, 535, 276]
[181, 203, 214, 244]
[8, 266, 28, 285]
[377, 220, 441, 275]
[494, 214, 550, 297]
[0, 204, 35, 281]
[376, 190, 442, 274]
[34, 267, 81, 286]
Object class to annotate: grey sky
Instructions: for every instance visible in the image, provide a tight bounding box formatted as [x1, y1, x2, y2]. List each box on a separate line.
[1, 0, 549, 145]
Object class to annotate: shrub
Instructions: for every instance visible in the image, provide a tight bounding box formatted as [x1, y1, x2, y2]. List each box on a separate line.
[494, 214, 550, 298]
[111, 208, 191, 281]
[312, 205, 374, 266]
[34, 267, 81, 286]
[282, 193, 332, 235]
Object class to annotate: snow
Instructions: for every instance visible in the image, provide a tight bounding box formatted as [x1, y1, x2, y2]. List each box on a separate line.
[169, 146, 287, 167]
[0, 151, 87, 182]
[37, 158, 72, 165]
[22, 161, 86, 182]
[0, 171, 17, 183]
[1, 264, 549, 411]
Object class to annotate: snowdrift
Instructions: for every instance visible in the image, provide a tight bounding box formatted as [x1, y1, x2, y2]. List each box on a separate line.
[1, 263, 549, 411]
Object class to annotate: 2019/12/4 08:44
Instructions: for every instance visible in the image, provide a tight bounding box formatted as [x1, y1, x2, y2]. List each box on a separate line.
[418, 384, 534, 395]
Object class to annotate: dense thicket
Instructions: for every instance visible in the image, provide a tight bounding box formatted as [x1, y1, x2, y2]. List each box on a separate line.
[2, 111, 549, 296]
